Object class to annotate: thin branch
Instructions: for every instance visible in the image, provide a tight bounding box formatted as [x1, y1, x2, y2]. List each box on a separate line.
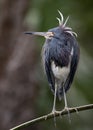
[10, 104, 93, 130]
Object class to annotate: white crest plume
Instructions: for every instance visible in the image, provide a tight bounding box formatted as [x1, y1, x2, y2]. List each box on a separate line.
[56, 10, 77, 37]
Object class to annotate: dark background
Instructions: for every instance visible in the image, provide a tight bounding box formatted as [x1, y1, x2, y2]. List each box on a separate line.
[0, 0, 93, 130]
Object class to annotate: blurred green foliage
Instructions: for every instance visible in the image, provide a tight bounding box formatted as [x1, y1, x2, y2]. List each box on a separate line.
[25, 0, 93, 130]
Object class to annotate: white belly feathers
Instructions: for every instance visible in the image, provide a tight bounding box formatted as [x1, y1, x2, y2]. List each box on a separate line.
[51, 61, 70, 82]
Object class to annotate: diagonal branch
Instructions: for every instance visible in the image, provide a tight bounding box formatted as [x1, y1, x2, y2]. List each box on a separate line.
[10, 104, 93, 130]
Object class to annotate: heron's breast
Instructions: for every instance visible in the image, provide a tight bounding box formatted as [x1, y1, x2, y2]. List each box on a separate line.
[51, 61, 70, 82]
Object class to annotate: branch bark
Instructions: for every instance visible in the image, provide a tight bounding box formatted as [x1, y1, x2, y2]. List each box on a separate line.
[10, 104, 93, 130]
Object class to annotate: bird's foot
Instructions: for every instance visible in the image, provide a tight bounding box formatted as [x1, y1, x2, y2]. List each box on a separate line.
[62, 107, 71, 123]
[73, 107, 79, 114]
[75, 108, 79, 114]
[51, 109, 59, 127]
[52, 109, 59, 115]
[44, 110, 59, 121]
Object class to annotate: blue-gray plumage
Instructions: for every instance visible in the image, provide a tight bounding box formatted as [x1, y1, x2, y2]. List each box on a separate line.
[42, 27, 79, 101]
[24, 11, 80, 114]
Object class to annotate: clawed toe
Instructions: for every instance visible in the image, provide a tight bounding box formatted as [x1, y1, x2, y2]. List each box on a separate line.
[62, 107, 71, 123]
[63, 106, 70, 111]
[51, 110, 59, 115]
[74, 108, 79, 114]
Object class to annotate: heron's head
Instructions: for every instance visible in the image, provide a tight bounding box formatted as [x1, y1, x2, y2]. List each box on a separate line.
[25, 10, 77, 38]
[24, 10, 77, 54]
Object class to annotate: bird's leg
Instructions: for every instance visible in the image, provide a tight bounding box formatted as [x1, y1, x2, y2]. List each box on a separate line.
[44, 83, 58, 122]
[52, 82, 57, 113]
[63, 86, 68, 108]
[62, 86, 71, 123]
[51, 82, 58, 126]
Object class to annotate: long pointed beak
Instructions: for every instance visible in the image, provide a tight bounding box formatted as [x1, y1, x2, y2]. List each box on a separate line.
[24, 31, 54, 39]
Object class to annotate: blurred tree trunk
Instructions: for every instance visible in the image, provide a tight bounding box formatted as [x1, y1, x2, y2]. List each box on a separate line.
[0, 0, 39, 129]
